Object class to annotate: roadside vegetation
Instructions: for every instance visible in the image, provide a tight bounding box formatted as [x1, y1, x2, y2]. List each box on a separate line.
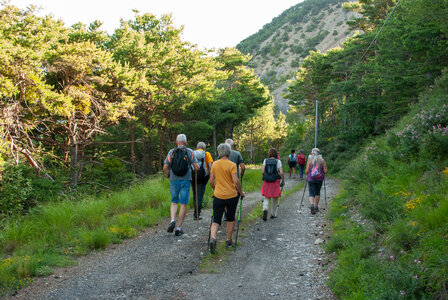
[324, 73, 448, 298]
[0, 168, 262, 296]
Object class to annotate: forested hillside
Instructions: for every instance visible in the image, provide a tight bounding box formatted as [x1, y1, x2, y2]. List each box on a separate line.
[237, 0, 356, 112]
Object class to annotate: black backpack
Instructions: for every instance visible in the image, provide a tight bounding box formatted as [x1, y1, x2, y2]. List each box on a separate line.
[170, 147, 190, 176]
[192, 157, 209, 184]
[263, 158, 281, 182]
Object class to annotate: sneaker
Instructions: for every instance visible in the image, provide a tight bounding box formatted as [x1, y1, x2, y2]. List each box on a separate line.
[270, 215, 277, 219]
[314, 206, 319, 213]
[167, 221, 176, 233]
[225, 239, 234, 248]
[209, 238, 217, 254]
[175, 228, 184, 236]
[193, 215, 203, 220]
[262, 210, 268, 221]
[310, 205, 315, 215]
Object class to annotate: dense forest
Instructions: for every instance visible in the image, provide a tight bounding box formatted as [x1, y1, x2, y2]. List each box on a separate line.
[1, 0, 447, 298]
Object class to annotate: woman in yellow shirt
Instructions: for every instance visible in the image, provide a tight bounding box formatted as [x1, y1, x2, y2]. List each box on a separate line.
[208, 143, 245, 254]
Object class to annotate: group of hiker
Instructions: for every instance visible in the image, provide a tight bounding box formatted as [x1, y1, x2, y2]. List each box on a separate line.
[287, 149, 307, 179]
[163, 134, 328, 253]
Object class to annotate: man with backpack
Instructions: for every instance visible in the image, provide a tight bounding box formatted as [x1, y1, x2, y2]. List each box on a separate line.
[163, 134, 199, 236]
[225, 139, 245, 178]
[287, 149, 297, 178]
[297, 149, 306, 180]
[191, 142, 213, 220]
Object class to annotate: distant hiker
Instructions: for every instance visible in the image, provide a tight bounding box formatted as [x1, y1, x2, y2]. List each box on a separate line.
[209, 143, 245, 253]
[261, 148, 285, 221]
[163, 134, 199, 236]
[287, 149, 297, 178]
[305, 148, 328, 214]
[297, 149, 306, 180]
[225, 138, 246, 178]
[191, 142, 213, 220]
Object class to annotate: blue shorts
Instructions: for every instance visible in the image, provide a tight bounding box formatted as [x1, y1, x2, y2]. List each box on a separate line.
[170, 180, 191, 205]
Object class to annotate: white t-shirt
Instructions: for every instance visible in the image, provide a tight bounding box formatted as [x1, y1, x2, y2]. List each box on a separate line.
[263, 158, 282, 171]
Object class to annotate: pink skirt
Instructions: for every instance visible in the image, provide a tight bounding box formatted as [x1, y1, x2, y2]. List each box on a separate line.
[262, 179, 281, 198]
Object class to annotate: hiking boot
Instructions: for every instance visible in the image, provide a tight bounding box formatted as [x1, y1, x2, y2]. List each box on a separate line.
[167, 221, 176, 233]
[175, 228, 184, 236]
[262, 210, 268, 221]
[209, 238, 217, 254]
[310, 205, 316, 215]
[270, 215, 277, 219]
[225, 239, 234, 248]
[314, 206, 319, 213]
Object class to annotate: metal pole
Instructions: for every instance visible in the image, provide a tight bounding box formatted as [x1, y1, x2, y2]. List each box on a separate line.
[315, 99, 318, 149]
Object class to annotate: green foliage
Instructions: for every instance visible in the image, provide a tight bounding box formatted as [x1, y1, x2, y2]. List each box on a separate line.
[0, 164, 33, 217]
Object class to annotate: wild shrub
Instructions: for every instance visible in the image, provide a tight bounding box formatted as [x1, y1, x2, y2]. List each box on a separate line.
[0, 163, 32, 217]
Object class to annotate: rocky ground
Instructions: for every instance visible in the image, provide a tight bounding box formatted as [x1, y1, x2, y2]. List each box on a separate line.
[10, 177, 339, 300]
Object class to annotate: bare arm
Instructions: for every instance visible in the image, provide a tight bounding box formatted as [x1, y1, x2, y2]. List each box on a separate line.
[232, 173, 245, 197]
[240, 163, 246, 177]
[192, 162, 199, 172]
[323, 159, 328, 174]
[279, 167, 285, 186]
[209, 172, 215, 190]
[261, 164, 265, 175]
[163, 163, 170, 178]
[305, 159, 311, 174]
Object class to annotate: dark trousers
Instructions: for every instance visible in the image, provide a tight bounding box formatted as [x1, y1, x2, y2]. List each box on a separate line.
[191, 182, 206, 217]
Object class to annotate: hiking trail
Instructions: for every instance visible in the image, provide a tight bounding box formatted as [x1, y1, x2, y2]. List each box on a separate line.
[11, 178, 339, 300]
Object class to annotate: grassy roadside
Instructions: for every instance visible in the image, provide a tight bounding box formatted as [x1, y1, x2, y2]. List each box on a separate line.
[199, 180, 304, 273]
[0, 168, 263, 296]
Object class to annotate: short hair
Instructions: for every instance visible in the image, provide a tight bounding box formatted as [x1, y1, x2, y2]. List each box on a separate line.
[299, 149, 304, 154]
[225, 139, 234, 148]
[217, 143, 231, 158]
[176, 134, 187, 144]
[196, 142, 206, 149]
[291, 149, 295, 153]
[268, 148, 278, 158]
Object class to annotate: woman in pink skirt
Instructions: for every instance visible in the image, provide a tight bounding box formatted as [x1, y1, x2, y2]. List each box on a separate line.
[261, 148, 285, 221]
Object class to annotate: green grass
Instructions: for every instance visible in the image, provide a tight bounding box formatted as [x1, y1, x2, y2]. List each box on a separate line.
[0, 167, 265, 296]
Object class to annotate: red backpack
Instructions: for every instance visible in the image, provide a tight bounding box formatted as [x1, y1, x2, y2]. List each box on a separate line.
[297, 154, 305, 165]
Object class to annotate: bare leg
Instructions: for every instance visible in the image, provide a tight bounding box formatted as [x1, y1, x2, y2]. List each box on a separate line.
[170, 203, 177, 221]
[314, 196, 320, 207]
[211, 222, 219, 240]
[226, 221, 235, 241]
[309, 196, 314, 206]
[178, 204, 187, 227]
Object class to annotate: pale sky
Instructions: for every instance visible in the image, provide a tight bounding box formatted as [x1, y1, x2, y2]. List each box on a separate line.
[9, 0, 302, 50]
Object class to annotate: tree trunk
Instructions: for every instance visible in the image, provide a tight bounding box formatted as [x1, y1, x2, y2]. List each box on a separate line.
[130, 121, 136, 173]
[213, 124, 217, 156]
[70, 138, 78, 186]
[158, 128, 165, 172]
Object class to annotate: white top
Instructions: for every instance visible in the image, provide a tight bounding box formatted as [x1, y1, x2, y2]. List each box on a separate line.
[262, 158, 282, 170]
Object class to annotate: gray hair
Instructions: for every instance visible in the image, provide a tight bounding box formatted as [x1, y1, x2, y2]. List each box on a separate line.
[176, 134, 187, 144]
[196, 142, 206, 149]
[225, 138, 234, 149]
[217, 143, 231, 158]
[311, 148, 323, 166]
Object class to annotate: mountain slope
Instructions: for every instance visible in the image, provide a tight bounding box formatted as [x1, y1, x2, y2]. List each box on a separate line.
[237, 0, 356, 113]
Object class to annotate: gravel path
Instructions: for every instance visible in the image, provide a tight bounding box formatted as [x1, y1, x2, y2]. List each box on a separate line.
[10, 178, 339, 300]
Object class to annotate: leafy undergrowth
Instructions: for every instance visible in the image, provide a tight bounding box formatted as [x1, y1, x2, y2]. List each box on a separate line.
[0, 167, 263, 297]
[325, 74, 448, 299]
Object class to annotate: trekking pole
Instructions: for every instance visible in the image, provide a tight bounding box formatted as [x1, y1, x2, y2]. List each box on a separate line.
[298, 181, 307, 214]
[234, 174, 243, 250]
[324, 178, 327, 209]
[274, 184, 284, 217]
[208, 201, 214, 251]
[195, 169, 199, 230]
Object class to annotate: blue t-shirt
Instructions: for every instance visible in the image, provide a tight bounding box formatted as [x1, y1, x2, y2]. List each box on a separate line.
[164, 146, 197, 181]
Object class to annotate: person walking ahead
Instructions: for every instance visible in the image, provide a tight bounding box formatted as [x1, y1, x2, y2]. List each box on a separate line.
[305, 148, 328, 214]
[191, 142, 213, 220]
[225, 138, 246, 178]
[163, 134, 199, 236]
[297, 149, 306, 180]
[287, 149, 297, 178]
[209, 143, 245, 254]
[261, 148, 285, 220]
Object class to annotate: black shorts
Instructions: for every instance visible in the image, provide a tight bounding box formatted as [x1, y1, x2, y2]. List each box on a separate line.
[212, 195, 239, 225]
[288, 161, 297, 168]
[308, 181, 323, 197]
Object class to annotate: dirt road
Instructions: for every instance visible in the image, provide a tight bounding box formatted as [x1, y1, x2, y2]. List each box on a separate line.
[11, 178, 339, 300]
